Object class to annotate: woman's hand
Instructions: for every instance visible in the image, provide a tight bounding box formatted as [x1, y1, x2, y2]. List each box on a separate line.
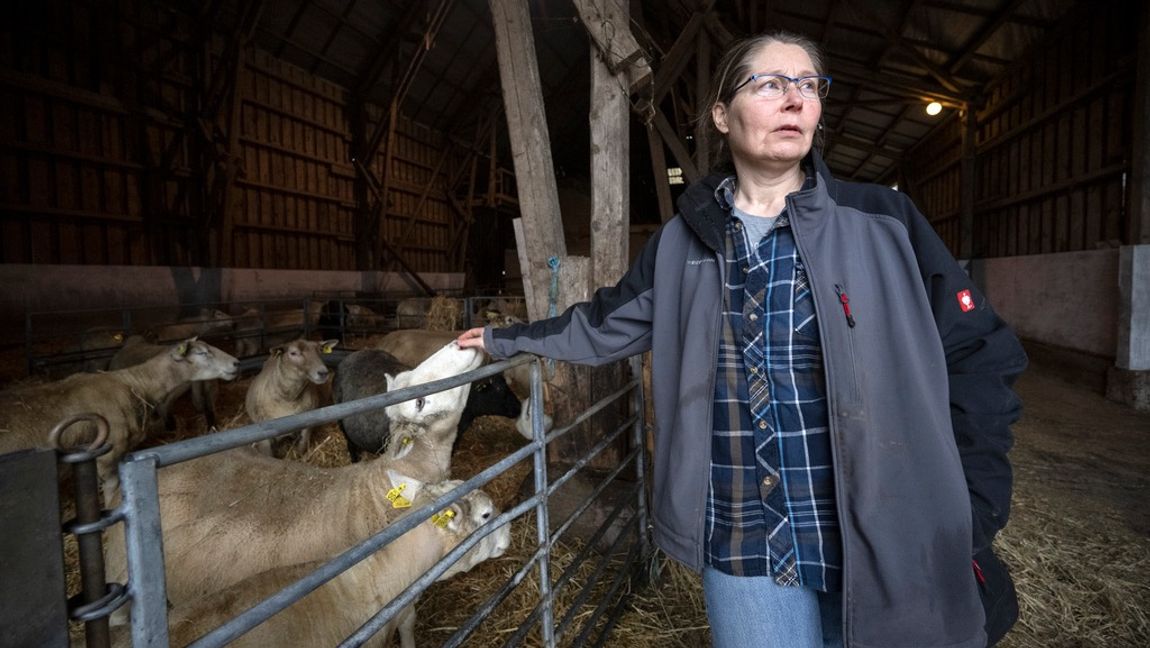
[456, 327, 487, 351]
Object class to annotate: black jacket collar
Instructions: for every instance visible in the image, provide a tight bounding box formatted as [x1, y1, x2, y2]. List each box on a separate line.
[677, 149, 835, 254]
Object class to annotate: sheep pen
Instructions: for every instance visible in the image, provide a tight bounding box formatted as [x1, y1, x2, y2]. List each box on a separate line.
[1, 340, 1141, 647]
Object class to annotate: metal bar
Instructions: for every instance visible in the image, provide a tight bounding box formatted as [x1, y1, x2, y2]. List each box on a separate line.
[545, 415, 637, 500]
[553, 502, 639, 642]
[548, 445, 639, 546]
[119, 456, 170, 648]
[530, 359, 556, 648]
[126, 354, 535, 467]
[585, 540, 644, 647]
[569, 522, 643, 646]
[71, 450, 112, 648]
[441, 547, 546, 647]
[628, 355, 651, 563]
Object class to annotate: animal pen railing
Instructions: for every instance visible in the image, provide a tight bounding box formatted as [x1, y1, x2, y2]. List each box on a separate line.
[58, 353, 651, 647]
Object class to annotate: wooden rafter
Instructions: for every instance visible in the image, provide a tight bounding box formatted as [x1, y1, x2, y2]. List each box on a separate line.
[945, 0, 1027, 77]
[308, 0, 365, 75]
[847, 103, 913, 179]
[842, 0, 964, 95]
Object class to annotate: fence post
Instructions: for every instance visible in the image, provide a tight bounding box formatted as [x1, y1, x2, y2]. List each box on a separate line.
[119, 455, 170, 648]
[530, 358, 556, 647]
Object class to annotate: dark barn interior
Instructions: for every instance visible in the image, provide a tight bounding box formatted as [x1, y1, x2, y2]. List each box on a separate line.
[1, 1, 1148, 647]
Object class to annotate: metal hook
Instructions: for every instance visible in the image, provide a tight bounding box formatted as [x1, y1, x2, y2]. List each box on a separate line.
[49, 413, 110, 453]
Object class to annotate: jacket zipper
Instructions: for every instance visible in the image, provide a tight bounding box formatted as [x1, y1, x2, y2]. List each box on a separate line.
[698, 248, 724, 569]
[835, 284, 856, 327]
[786, 195, 854, 647]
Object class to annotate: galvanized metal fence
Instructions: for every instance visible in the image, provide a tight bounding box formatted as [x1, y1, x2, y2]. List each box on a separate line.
[66, 351, 648, 647]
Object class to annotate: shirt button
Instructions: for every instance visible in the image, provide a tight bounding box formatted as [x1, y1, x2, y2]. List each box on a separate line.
[748, 313, 759, 321]
[749, 366, 758, 375]
[741, 265, 750, 274]
[762, 475, 777, 491]
[735, 222, 743, 230]
[758, 420, 767, 430]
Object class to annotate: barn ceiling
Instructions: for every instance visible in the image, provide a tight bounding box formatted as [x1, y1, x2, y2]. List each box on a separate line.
[222, 0, 1080, 187]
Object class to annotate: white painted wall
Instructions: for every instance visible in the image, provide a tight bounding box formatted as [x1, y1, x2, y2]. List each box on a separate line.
[974, 249, 1120, 358]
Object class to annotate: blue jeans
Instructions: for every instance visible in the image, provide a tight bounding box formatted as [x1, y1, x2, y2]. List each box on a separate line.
[703, 567, 843, 648]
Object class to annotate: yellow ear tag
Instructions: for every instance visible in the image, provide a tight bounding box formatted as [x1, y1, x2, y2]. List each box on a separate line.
[323, 346, 332, 354]
[400, 436, 413, 448]
[431, 509, 455, 529]
[386, 483, 412, 509]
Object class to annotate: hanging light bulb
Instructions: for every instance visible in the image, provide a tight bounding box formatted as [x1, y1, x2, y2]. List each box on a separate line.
[925, 101, 943, 116]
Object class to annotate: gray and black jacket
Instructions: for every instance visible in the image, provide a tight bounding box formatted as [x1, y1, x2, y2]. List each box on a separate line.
[485, 151, 1027, 648]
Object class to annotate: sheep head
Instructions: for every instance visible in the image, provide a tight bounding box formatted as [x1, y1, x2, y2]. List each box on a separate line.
[271, 339, 337, 384]
[171, 338, 240, 382]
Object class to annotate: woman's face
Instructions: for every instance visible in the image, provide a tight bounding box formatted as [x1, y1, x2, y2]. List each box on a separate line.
[712, 42, 823, 171]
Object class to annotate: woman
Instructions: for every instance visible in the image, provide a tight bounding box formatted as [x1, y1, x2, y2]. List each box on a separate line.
[459, 31, 1024, 648]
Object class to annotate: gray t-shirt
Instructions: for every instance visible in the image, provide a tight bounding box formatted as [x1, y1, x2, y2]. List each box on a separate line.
[731, 205, 783, 249]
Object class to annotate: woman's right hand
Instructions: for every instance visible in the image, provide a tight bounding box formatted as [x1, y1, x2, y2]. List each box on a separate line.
[456, 327, 487, 352]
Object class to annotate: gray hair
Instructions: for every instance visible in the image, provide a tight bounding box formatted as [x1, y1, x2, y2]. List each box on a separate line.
[699, 31, 825, 173]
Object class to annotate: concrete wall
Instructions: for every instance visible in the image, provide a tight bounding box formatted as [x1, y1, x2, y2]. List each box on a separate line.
[973, 248, 1120, 358]
[0, 264, 464, 337]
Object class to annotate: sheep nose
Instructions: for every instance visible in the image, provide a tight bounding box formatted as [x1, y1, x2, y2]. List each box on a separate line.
[316, 368, 330, 380]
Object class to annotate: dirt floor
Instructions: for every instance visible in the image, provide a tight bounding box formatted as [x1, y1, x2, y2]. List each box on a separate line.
[5, 340, 1148, 647]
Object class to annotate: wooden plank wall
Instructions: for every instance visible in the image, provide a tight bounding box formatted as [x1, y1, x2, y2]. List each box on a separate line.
[0, 0, 461, 273]
[0, 1, 199, 266]
[903, 3, 1135, 258]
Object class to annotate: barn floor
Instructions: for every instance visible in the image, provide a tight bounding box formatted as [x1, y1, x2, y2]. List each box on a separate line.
[4, 343, 1147, 647]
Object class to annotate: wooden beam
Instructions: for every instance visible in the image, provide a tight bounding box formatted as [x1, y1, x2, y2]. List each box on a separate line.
[652, 108, 700, 183]
[572, 0, 652, 91]
[842, 0, 964, 95]
[590, 2, 631, 289]
[652, 9, 708, 104]
[829, 61, 968, 105]
[489, 0, 568, 320]
[1128, 1, 1150, 244]
[945, 0, 1027, 77]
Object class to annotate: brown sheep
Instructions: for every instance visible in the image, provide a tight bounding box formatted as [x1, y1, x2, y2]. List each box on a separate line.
[244, 338, 338, 456]
[0, 338, 239, 497]
[155, 479, 510, 648]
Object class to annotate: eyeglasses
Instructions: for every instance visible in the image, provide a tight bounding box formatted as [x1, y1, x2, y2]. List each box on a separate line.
[732, 74, 832, 100]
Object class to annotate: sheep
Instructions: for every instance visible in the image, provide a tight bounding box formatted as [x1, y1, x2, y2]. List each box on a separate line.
[318, 301, 384, 339]
[108, 335, 219, 431]
[377, 328, 534, 417]
[103, 340, 484, 610]
[0, 338, 239, 497]
[149, 308, 235, 343]
[233, 302, 325, 355]
[157, 476, 510, 648]
[333, 348, 521, 461]
[244, 338, 338, 456]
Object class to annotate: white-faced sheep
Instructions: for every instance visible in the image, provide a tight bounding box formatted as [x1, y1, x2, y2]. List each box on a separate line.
[244, 338, 338, 456]
[108, 335, 219, 431]
[103, 341, 484, 610]
[333, 348, 521, 461]
[0, 338, 238, 497]
[155, 476, 510, 648]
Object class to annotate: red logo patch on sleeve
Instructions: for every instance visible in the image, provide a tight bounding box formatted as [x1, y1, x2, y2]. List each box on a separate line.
[957, 289, 976, 312]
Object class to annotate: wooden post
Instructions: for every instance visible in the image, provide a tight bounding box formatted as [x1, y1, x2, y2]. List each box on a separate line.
[587, 0, 635, 468]
[489, 0, 568, 320]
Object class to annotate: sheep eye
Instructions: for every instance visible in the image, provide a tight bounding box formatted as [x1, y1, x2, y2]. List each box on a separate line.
[415, 397, 426, 411]
[475, 382, 488, 392]
[482, 511, 491, 520]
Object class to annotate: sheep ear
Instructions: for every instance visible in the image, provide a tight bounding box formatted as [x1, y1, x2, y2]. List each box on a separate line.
[386, 470, 424, 501]
[173, 338, 196, 358]
[270, 345, 285, 357]
[385, 373, 395, 391]
[320, 339, 339, 354]
[112, 332, 124, 343]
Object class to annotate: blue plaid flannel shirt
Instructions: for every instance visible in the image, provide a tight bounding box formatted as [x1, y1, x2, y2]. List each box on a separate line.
[705, 176, 843, 592]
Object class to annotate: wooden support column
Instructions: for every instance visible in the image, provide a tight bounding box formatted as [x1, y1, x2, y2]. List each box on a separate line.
[585, 0, 636, 469]
[959, 106, 977, 260]
[489, 0, 570, 320]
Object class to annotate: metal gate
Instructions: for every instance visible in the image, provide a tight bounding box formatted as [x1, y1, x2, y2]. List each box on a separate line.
[67, 352, 650, 647]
